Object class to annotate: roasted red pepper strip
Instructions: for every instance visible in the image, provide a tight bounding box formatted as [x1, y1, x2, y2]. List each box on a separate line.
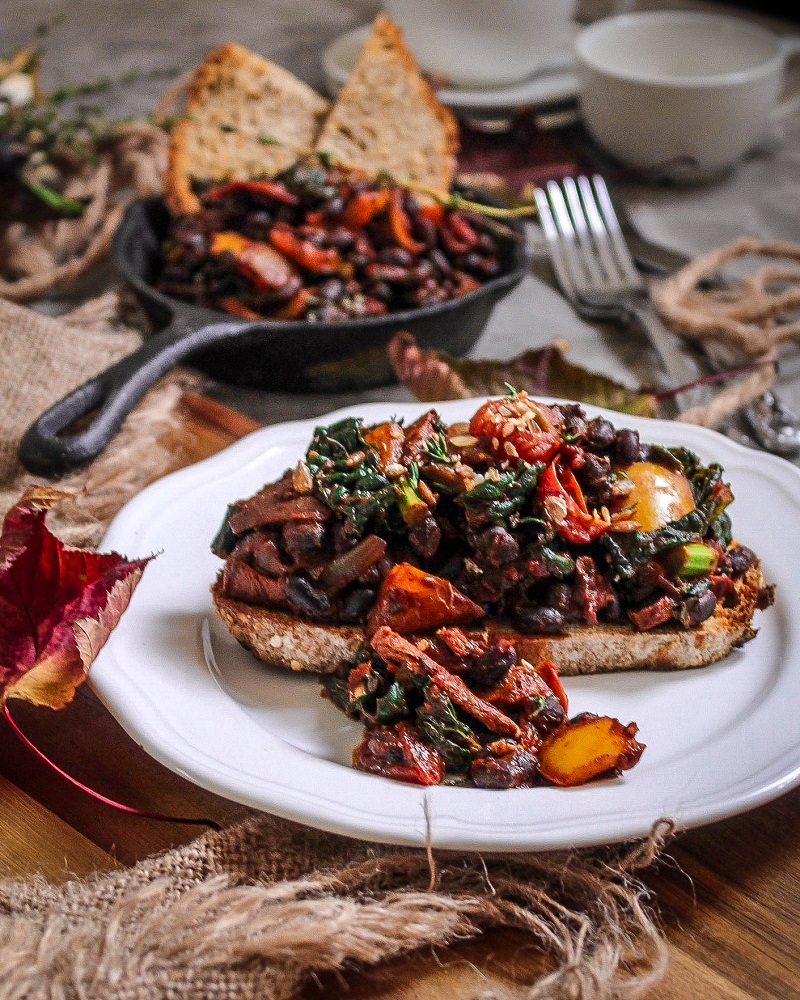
[388, 189, 425, 253]
[218, 296, 262, 319]
[268, 223, 342, 273]
[205, 179, 299, 205]
[538, 460, 612, 544]
[370, 627, 521, 738]
[534, 660, 569, 713]
[210, 232, 298, 291]
[343, 188, 392, 229]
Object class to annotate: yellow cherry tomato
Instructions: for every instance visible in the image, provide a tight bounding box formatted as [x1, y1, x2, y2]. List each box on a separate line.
[617, 461, 695, 531]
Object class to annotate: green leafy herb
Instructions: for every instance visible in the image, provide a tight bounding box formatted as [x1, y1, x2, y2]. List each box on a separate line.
[423, 433, 451, 464]
[416, 687, 481, 773]
[457, 462, 542, 525]
[306, 417, 395, 537]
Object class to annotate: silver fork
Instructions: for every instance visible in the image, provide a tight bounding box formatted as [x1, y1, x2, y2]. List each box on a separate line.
[533, 174, 707, 414]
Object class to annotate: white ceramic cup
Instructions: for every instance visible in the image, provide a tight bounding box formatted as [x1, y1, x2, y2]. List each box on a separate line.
[382, 0, 577, 89]
[574, 10, 800, 182]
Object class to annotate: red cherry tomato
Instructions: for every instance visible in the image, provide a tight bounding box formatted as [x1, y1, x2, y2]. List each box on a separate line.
[469, 396, 563, 465]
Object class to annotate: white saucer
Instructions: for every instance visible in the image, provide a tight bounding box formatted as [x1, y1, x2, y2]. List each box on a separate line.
[321, 24, 580, 116]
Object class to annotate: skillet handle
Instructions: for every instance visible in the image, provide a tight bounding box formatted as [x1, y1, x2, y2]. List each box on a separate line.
[18, 318, 257, 477]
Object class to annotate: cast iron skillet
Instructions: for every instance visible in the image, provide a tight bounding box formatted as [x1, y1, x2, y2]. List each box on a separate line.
[19, 192, 530, 477]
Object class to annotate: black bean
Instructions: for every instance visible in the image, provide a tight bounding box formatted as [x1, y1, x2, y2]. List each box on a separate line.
[325, 195, 345, 217]
[727, 544, 757, 575]
[282, 521, 326, 559]
[317, 278, 344, 301]
[411, 259, 436, 282]
[585, 417, 617, 451]
[409, 516, 441, 559]
[465, 643, 517, 687]
[339, 586, 377, 623]
[285, 575, 332, 618]
[470, 750, 539, 789]
[378, 247, 414, 267]
[682, 590, 717, 627]
[475, 525, 519, 566]
[413, 217, 438, 246]
[367, 280, 393, 302]
[428, 248, 453, 276]
[580, 453, 611, 490]
[514, 605, 565, 634]
[328, 226, 356, 250]
[547, 582, 573, 612]
[614, 428, 642, 464]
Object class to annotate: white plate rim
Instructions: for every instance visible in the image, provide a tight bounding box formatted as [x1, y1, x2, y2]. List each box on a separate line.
[93, 397, 800, 851]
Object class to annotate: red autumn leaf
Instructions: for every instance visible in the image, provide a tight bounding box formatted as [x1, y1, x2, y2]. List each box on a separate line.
[0, 487, 153, 710]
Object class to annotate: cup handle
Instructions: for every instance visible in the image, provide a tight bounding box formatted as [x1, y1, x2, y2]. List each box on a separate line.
[779, 35, 800, 60]
[771, 35, 800, 119]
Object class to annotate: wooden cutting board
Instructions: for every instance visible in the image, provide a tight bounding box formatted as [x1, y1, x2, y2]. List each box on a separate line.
[1, 389, 798, 1000]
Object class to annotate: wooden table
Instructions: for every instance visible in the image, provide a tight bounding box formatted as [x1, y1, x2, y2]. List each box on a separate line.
[1, 389, 798, 999]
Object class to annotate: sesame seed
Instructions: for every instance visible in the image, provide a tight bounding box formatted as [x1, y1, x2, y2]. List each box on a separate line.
[269, 635, 282, 648]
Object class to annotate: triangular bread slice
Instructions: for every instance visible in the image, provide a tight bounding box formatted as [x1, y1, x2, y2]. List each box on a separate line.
[314, 14, 459, 191]
[165, 43, 330, 215]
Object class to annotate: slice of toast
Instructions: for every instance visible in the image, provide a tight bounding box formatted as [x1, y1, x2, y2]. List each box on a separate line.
[165, 43, 330, 215]
[211, 561, 771, 676]
[314, 14, 459, 191]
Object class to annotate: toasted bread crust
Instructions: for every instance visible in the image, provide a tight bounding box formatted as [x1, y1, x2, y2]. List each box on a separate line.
[211, 561, 770, 677]
[166, 42, 329, 215]
[314, 14, 459, 190]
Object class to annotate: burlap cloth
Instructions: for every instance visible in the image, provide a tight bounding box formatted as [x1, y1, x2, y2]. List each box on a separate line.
[0, 293, 673, 1000]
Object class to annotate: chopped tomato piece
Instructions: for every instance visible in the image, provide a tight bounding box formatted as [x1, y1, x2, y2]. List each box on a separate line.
[343, 189, 392, 229]
[469, 396, 563, 465]
[388, 189, 425, 253]
[418, 200, 445, 226]
[218, 297, 262, 320]
[538, 459, 612, 545]
[272, 288, 315, 319]
[205, 179, 299, 205]
[354, 721, 445, 785]
[269, 223, 342, 272]
[210, 232, 298, 291]
[534, 660, 568, 713]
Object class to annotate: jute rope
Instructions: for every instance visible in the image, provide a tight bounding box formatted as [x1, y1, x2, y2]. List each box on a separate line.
[652, 237, 800, 427]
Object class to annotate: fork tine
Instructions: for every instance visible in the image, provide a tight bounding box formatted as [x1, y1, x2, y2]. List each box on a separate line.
[574, 175, 625, 286]
[589, 175, 642, 286]
[532, 186, 576, 299]
[544, 179, 593, 291]
[561, 177, 606, 287]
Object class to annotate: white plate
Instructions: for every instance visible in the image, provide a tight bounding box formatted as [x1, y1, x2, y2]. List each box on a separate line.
[321, 25, 580, 115]
[94, 398, 800, 851]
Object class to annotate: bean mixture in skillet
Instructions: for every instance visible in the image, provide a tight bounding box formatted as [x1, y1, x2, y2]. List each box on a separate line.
[212, 391, 756, 638]
[157, 164, 504, 321]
